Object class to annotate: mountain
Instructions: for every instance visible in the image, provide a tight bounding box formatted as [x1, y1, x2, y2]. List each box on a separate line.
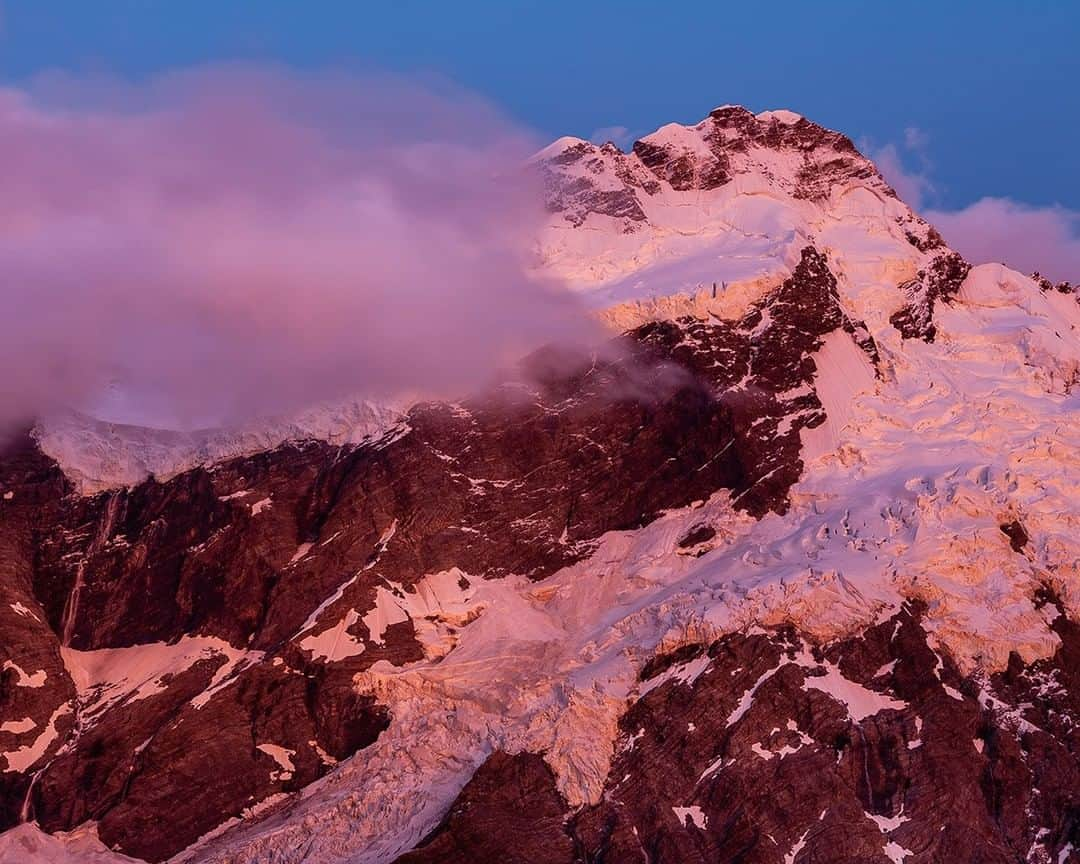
[2, 105, 1080, 864]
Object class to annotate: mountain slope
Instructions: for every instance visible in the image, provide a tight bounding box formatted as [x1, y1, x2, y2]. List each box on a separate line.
[2, 104, 1080, 864]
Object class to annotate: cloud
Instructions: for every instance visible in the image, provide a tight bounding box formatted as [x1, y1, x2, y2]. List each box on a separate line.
[863, 126, 935, 210]
[926, 198, 1080, 284]
[870, 142, 935, 211]
[865, 126, 1078, 283]
[590, 125, 636, 150]
[0, 67, 596, 431]
[903, 126, 929, 153]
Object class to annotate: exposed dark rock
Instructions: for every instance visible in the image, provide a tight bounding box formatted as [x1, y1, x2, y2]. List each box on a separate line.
[677, 525, 716, 549]
[999, 520, 1030, 553]
[633, 138, 728, 191]
[904, 224, 945, 252]
[393, 752, 575, 864]
[540, 105, 901, 236]
[1033, 272, 1076, 296]
[639, 643, 707, 682]
[0, 435, 77, 824]
[399, 603, 1080, 864]
[627, 106, 882, 201]
[890, 251, 972, 342]
[540, 139, 655, 230]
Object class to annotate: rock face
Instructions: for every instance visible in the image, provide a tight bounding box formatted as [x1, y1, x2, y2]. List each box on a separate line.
[0, 436, 76, 828]
[1033, 273, 1077, 297]
[394, 752, 575, 864]
[540, 106, 891, 236]
[397, 601, 1080, 864]
[633, 105, 877, 199]
[889, 251, 972, 342]
[542, 140, 655, 228]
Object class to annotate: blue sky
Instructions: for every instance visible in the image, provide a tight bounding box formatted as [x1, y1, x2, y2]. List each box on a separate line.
[1, 0, 1076, 211]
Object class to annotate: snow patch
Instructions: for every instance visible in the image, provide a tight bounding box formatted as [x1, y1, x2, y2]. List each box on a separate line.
[61, 637, 251, 716]
[287, 543, 314, 565]
[801, 660, 907, 721]
[726, 659, 785, 727]
[672, 805, 707, 830]
[756, 109, 804, 124]
[9, 601, 40, 621]
[0, 717, 36, 735]
[638, 653, 712, 697]
[865, 808, 912, 863]
[299, 608, 367, 663]
[2, 660, 48, 688]
[784, 829, 810, 864]
[256, 744, 296, 782]
[1, 701, 71, 773]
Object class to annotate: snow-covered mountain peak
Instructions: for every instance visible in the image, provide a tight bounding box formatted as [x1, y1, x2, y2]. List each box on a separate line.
[535, 103, 941, 320]
[753, 108, 804, 124]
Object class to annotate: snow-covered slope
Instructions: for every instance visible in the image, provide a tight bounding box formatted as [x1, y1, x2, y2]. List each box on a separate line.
[33, 398, 405, 494]
[0, 824, 138, 864]
[5, 104, 1080, 864]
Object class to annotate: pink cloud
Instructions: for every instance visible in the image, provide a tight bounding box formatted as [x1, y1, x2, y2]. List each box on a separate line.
[926, 198, 1080, 285]
[866, 127, 1078, 284]
[590, 125, 636, 149]
[863, 126, 935, 211]
[871, 141, 934, 211]
[0, 68, 594, 431]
